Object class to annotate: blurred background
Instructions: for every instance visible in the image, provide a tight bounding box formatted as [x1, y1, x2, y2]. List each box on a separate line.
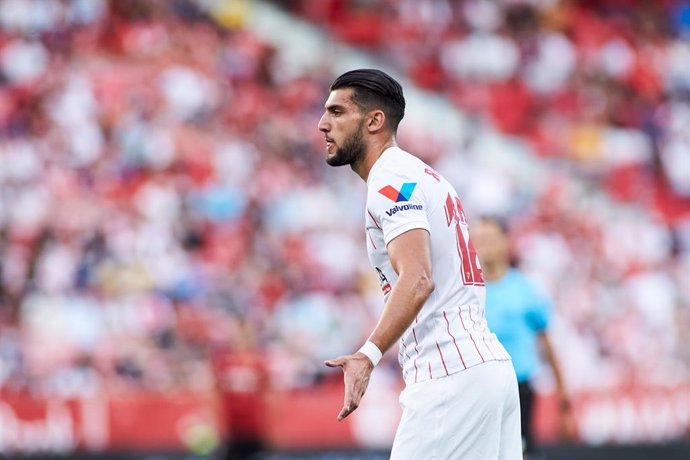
[0, 0, 688, 459]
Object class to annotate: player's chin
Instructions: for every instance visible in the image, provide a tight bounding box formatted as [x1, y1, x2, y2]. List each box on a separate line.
[325, 151, 341, 166]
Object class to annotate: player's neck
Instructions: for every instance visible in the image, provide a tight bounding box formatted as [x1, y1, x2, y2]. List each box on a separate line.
[352, 136, 397, 182]
[482, 262, 509, 281]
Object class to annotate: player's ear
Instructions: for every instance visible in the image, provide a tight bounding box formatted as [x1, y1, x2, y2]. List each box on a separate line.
[366, 109, 386, 133]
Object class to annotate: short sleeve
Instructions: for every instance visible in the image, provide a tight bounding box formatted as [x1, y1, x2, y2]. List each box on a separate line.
[368, 174, 430, 246]
[524, 284, 552, 332]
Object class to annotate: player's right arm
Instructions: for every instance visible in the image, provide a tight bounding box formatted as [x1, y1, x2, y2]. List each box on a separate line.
[325, 228, 434, 421]
[367, 228, 434, 354]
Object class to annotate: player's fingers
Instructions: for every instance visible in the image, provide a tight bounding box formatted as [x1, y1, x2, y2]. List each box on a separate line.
[349, 381, 361, 403]
[340, 376, 356, 414]
[324, 356, 346, 367]
[350, 372, 369, 403]
[337, 391, 352, 421]
[337, 405, 349, 421]
[336, 363, 372, 421]
[350, 385, 366, 410]
[337, 400, 358, 421]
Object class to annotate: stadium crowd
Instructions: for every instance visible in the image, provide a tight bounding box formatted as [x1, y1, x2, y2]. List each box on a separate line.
[0, 0, 688, 405]
[290, 0, 690, 206]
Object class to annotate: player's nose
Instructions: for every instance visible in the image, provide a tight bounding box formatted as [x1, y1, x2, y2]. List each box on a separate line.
[317, 113, 330, 133]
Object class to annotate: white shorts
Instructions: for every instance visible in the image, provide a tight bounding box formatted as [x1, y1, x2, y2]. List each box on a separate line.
[390, 360, 521, 460]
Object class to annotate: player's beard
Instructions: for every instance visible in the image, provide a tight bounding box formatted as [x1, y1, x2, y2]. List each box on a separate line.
[326, 120, 365, 167]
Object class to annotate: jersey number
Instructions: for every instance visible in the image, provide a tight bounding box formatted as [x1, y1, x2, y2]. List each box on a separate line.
[444, 193, 484, 286]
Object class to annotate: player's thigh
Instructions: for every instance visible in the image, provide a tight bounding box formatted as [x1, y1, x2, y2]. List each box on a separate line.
[390, 378, 446, 460]
[440, 362, 513, 459]
[499, 362, 522, 460]
[393, 362, 517, 460]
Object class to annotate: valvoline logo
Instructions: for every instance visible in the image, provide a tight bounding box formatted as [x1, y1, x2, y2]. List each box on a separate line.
[379, 182, 417, 202]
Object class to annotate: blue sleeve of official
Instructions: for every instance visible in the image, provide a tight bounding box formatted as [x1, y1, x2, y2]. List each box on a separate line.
[524, 284, 551, 333]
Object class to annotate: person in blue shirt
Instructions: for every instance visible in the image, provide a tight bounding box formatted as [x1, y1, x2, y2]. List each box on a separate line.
[473, 216, 576, 458]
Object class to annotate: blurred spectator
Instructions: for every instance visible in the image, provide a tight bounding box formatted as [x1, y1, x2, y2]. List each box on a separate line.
[213, 318, 269, 460]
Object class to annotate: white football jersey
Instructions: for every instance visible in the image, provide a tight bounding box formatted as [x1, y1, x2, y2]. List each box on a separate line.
[366, 147, 511, 385]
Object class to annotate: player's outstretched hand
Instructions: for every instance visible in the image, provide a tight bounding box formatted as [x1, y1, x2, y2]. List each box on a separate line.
[324, 352, 374, 421]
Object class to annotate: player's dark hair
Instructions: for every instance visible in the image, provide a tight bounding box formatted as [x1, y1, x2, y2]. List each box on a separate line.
[330, 69, 406, 132]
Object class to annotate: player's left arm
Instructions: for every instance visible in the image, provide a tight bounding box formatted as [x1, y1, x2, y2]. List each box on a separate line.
[325, 228, 434, 421]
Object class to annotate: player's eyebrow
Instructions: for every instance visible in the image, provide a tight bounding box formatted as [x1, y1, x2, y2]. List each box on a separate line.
[325, 103, 347, 113]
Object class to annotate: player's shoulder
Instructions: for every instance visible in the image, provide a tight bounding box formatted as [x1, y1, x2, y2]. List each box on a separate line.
[368, 149, 406, 196]
[368, 147, 438, 188]
[366, 148, 432, 212]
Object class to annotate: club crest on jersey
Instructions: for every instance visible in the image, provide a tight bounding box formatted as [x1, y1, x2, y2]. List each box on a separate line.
[379, 182, 417, 203]
[375, 267, 391, 295]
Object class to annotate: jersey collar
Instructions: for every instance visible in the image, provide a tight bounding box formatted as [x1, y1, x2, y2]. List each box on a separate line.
[366, 146, 399, 185]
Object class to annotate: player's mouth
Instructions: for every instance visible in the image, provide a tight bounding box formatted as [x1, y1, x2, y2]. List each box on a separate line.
[325, 137, 335, 150]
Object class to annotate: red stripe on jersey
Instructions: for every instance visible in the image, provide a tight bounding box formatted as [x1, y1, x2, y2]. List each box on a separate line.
[478, 305, 500, 360]
[482, 335, 498, 360]
[459, 306, 485, 362]
[367, 209, 381, 230]
[436, 341, 449, 376]
[467, 306, 488, 362]
[412, 327, 420, 384]
[367, 230, 377, 249]
[443, 311, 466, 369]
[428, 362, 432, 379]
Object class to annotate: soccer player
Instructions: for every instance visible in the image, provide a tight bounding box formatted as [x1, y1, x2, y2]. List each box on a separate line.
[472, 216, 576, 458]
[318, 69, 521, 459]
